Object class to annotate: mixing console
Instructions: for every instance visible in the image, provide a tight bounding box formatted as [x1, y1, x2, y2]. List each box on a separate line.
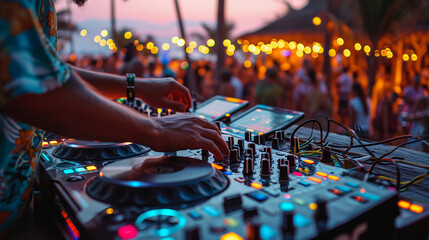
[36, 96, 428, 240]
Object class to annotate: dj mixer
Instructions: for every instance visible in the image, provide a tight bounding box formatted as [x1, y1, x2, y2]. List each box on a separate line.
[35, 95, 429, 240]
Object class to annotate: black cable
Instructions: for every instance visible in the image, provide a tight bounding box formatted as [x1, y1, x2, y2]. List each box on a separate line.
[290, 119, 323, 150]
[368, 137, 428, 174]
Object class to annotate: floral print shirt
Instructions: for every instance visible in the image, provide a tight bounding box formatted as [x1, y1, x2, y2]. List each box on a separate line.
[0, 0, 71, 232]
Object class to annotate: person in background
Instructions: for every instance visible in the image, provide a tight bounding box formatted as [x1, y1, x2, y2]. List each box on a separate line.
[255, 68, 282, 107]
[349, 83, 370, 138]
[218, 69, 236, 97]
[337, 66, 353, 125]
[119, 43, 144, 77]
[230, 61, 244, 99]
[302, 69, 332, 119]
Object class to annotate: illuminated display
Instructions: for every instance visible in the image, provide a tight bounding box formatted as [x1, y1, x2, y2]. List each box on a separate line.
[195, 99, 241, 119]
[229, 108, 295, 134]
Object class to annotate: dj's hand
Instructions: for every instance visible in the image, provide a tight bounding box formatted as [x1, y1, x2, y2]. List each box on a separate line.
[151, 113, 229, 159]
[136, 78, 192, 112]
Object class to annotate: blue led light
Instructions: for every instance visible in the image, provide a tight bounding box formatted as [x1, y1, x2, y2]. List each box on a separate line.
[203, 206, 221, 217]
[337, 185, 352, 193]
[293, 214, 310, 227]
[224, 171, 232, 175]
[280, 202, 295, 211]
[135, 209, 186, 237]
[359, 192, 380, 201]
[75, 167, 86, 173]
[63, 169, 74, 174]
[260, 225, 277, 240]
[41, 153, 50, 162]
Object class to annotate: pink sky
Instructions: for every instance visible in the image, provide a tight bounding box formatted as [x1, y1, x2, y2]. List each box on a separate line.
[56, 0, 308, 38]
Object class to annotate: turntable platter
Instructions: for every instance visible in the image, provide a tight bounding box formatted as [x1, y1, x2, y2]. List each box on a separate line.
[52, 139, 150, 161]
[86, 156, 230, 207]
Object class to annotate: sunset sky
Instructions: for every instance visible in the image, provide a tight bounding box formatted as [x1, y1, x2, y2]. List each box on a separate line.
[55, 0, 308, 54]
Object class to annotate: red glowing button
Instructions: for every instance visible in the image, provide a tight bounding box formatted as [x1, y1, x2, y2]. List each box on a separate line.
[283, 194, 291, 199]
[410, 204, 424, 214]
[221, 232, 243, 240]
[293, 172, 303, 177]
[117, 225, 138, 240]
[316, 172, 328, 177]
[308, 176, 322, 184]
[251, 182, 263, 189]
[360, 188, 366, 193]
[328, 175, 339, 181]
[212, 163, 223, 170]
[398, 200, 411, 209]
[303, 160, 314, 165]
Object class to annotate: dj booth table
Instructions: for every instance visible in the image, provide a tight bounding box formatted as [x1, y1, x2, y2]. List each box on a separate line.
[7, 126, 429, 239]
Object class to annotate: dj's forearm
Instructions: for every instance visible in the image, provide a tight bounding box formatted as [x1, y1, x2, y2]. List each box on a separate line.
[0, 71, 158, 146]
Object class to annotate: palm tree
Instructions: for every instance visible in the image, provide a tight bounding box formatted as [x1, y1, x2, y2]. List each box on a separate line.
[356, 0, 427, 95]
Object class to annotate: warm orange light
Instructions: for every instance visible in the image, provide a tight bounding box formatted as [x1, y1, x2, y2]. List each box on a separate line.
[42, 142, 49, 147]
[303, 159, 314, 165]
[316, 172, 328, 177]
[360, 188, 366, 193]
[106, 208, 114, 215]
[221, 232, 243, 240]
[312, 16, 321, 26]
[212, 163, 223, 170]
[328, 175, 339, 181]
[251, 182, 263, 189]
[258, 132, 263, 136]
[99, 172, 104, 177]
[398, 200, 411, 209]
[308, 176, 322, 184]
[410, 204, 424, 214]
[49, 140, 59, 145]
[309, 203, 318, 210]
[86, 165, 97, 171]
[225, 97, 245, 103]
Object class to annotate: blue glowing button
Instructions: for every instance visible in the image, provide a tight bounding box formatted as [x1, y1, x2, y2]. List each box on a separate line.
[293, 214, 310, 227]
[298, 181, 310, 187]
[280, 202, 295, 211]
[337, 185, 352, 193]
[188, 211, 202, 220]
[41, 153, 50, 162]
[359, 192, 380, 201]
[203, 206, 221, 218]
[63, 169, 75, 174]
[75, 167, 86, 173]
[260, 225, 277, 239]
[224, 171, 232, 175]
[345, 182, 359, 188]
[245, 191, 269, 202]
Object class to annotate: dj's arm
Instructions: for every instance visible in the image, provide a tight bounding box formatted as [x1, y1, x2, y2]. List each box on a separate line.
[71, 66, 192, 112]
[0, 71, 228, 158]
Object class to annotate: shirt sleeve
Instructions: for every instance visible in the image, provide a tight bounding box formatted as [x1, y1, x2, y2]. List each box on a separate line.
[0, 0, 71, 107]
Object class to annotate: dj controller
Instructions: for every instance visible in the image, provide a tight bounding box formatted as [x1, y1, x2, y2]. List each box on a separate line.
[35, 95, 429, 240]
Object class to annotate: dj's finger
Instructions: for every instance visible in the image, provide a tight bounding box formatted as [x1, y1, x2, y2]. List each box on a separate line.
[201, 129, 229, 156]
[174, 84, 192, 108]
[200, 138, 223, 159]
[197, 118, 222, 135]
[164, 98, 187, 112]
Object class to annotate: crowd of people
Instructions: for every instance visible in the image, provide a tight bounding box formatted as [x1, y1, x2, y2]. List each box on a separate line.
[66, 48, 429, 152]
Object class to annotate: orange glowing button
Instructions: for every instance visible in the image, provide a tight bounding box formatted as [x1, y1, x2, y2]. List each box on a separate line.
[212, 163, 223, 170]
[251, 182, 263, 189]
[309, 203, 318, 210]
[221, 232, 243, 240]
[308, 176, 322, 184]
[397, 200, 411, 209]
[410, 204, 424, 214]
[316, 172, 328, 177]
[86, 165, 97, 171]
[49, 140, 59, 145]
[225, 97, 245, 103]
[303, 160, 314, 165]
[106, 208, 114, 215]
[258, 132, 263, 135]
[360, 188, 366, 193]
[42, 142, 49, 147]
[225, 113, 231, 118]
[328, 175, 339, 181]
